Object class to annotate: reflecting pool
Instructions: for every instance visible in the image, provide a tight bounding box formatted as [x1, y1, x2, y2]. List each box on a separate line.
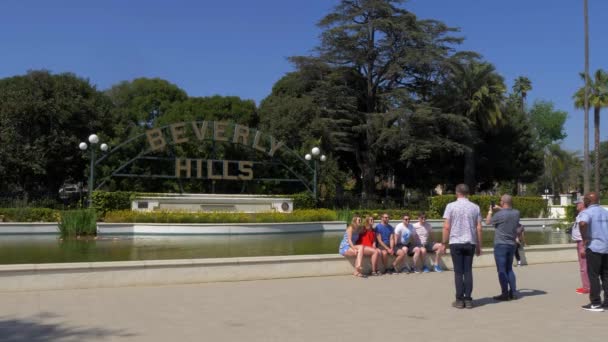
[0, 230, 572, 264]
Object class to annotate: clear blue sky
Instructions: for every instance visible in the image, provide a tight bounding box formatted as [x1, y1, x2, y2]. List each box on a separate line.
[1, 0, 607, 152]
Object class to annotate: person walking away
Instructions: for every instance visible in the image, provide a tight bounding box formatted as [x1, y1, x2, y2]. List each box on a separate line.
[578, 192, 608, 312]
[440, 184, 482, 309]
[571, 198, 590, 294]
[486, 194, 520, 301]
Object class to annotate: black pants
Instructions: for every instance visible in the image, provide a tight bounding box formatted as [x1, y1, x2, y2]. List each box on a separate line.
[586, 248, 608, 305]
[514, 243, 521, 262]
[450, 243, 476, 300]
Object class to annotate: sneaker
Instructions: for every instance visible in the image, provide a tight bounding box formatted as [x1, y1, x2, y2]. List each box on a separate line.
[464, 299, 473, 309]
[422, 266, 430, 273]
[576, 288, 590, 294]
[433, 265, 443, 273]
[493, 294, 510, 301]
[452, 300, 464, 309]
[517, 261, 522, 266]
[582, 303, 604, 312]
[414, 268, 421, 274]
[509, 290, 518, 300]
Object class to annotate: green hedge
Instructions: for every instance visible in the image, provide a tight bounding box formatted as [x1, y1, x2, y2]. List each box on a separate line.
[335, 209, 438, 221]
[92, 191, 318, 215]
[103, 209, 337, 223]
[291, 192, 316, 209]
[91, 191, 135, 215]
[0, 208, 60, 222]
[429, 195, 547, 218]
[564, 205, 577, 222]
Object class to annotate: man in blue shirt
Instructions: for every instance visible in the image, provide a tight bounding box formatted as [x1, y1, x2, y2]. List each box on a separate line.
[579, 192, 608, 312]
[375, 213, 395, 273]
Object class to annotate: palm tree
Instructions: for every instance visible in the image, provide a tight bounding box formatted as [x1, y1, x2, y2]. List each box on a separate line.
[513, 76, 532, 113]
[574, 69, 608, 194]
[443, 60, 506, 190]
[583, 0, 590, 193]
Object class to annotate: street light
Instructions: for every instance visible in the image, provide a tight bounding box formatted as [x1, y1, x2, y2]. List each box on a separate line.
[79, 134, 108, 207]
[304, 147, 326, 203]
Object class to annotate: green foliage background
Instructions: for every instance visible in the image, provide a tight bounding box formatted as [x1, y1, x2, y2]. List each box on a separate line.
[429, 195, 547, 218]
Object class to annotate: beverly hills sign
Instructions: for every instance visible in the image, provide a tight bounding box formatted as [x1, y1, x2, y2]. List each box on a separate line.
[145, 121, 286, 180]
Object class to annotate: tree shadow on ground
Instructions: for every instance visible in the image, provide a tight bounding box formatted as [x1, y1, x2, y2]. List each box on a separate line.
[0, 312, 136, 342]
[473, 288, 548, 308]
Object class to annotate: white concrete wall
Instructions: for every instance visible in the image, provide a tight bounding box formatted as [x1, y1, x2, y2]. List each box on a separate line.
[0, 223, 59, 234]
[0, 244, 577, 292]
[0, 218, 562, 235]
[97, 222, 346, 234]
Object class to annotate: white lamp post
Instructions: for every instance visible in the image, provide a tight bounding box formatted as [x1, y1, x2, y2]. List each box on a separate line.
[79, 134, 108, 207]
[305, 147, 326, 203]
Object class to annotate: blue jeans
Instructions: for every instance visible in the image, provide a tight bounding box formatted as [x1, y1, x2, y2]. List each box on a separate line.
[494, 244, 517, 295]
[450, 243, 475, 300]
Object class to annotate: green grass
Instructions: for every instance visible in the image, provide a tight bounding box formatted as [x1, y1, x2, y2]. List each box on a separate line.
[58, 209, 97, 237]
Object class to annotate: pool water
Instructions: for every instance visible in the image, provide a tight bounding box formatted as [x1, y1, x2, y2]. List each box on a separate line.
[0, 230, 573, 265]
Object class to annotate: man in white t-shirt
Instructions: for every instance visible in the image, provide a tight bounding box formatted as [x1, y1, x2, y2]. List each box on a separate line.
[393, 214, 419, 273]
[412, 212, 445, 272]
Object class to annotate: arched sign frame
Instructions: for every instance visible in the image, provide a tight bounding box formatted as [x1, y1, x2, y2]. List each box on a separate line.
[93, 121, 316, 196]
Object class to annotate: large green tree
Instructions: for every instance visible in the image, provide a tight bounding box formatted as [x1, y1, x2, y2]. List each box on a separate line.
[283, 0, 465, 199]
[528, 100, 568, 149]
[0, 70, 112, 196]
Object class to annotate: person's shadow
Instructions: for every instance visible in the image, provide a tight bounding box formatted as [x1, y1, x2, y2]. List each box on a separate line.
[473, 289, 548, 308]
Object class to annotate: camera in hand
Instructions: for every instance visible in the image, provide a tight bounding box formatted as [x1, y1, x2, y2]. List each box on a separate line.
[490, 201, 495, 207]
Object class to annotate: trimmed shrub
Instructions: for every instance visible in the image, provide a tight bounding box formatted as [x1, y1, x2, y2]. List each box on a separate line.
[0, 208, 60, 222]
[291, 192, 316, 209]
[58, 209, 97, 236]
[103, 209, 337, 224]
[564, 205, 577, 222]
[92, 191, 135, 216]
[330, 208, 440, 221]
[429, 195, 547, 218]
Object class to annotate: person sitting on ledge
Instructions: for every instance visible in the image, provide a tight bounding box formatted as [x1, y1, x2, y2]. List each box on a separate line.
[357, 216, 381, 276]
[375, 213, 396, 274]
[394, 214, 417, 273]
[338, 215, 367, 278]
[413, 212, 445, 272]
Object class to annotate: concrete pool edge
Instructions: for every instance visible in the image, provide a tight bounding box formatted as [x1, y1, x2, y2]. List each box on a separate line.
[0, 218, 561, 235]
[0, 243, 576, 292]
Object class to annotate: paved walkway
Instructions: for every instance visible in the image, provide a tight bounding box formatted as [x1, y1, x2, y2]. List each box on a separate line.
[0, 262, 605, 342]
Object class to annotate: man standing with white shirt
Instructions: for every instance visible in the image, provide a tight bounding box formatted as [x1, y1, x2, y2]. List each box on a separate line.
[441, 184, 482, 309]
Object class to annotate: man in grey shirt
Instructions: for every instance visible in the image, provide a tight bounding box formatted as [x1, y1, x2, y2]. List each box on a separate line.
[485, 194, 520, 301]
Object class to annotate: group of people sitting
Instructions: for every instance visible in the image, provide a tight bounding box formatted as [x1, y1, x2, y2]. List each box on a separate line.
[338, 212, 445, 277]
